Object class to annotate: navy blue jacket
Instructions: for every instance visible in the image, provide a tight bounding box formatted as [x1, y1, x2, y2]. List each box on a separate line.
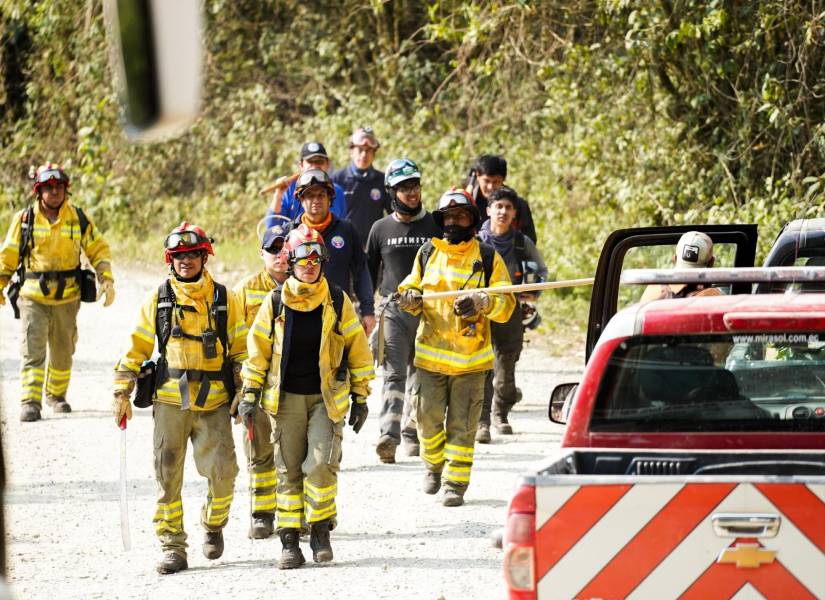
[294, 216, 375, 315]
[331, 163, 391, 242]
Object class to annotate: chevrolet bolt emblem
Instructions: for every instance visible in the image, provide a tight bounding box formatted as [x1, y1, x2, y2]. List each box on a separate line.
[718, 542, 777, 569]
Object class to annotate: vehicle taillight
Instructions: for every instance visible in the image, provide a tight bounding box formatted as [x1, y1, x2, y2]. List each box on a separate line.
[503, 484, 536, 599]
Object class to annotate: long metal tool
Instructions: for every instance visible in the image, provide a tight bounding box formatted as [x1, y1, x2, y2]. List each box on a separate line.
[119, 414, 131, 551]
[419, 277, 595, 301]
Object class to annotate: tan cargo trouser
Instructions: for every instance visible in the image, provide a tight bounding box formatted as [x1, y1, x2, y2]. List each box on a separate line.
[416, 369, 486, 492]
[243, 407, 276, 518]
[153, 402, 239, 556]
[19, 297, 79, 406]
[269, 392, 343, 531]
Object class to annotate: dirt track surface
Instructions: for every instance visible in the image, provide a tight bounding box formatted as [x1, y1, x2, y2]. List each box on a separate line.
[0, 266, 579, 600]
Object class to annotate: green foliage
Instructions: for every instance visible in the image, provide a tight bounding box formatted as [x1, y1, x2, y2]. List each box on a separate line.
[1, 0, 824, 334]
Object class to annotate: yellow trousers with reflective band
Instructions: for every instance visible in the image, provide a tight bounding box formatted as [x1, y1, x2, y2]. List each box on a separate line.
[19, 297, 79, 406]
[243, 407, 277, 518]
[270, 392, 343, 531]
[153, 403, 239, 556]
[416, 369, 486, 491]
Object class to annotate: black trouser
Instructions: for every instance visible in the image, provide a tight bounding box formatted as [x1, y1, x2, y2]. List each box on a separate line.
[479, 307, 523, 426]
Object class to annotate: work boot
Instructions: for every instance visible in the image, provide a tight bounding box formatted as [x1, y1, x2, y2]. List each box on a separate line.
[423, 471, 441, 495]
[156, 552, 188, 575]
[402, 435, 420, 457]
[493, 413, 513, 435]
[309, 519, 334, 563]
[203, 531, 224, 559]
[278, 528, 306, 570]
[20, 403, 41, 422]
[249, 514, 274, 540]
[475, 423, 491, 443]
[375, 435, 397, 464]
[46, 395, 72, 413]
[443, 487, 465, 507]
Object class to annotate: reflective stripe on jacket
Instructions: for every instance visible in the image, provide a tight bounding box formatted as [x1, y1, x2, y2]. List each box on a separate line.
[0, 201, 113, 304]
[242, 276, 374, 422]
[113, 270, 248, 411]
[232, 270, 279, 328]
[397, 237, 516, 375]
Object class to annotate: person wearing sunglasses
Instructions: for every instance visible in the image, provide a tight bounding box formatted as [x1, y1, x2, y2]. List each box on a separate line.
[263, 141, 347, 228]
[0, 162, 115, 422]
[396, 189, 516, 507]
[112, 222, 248, 574]
[240, 224, 374, 569]
[331, 127, 392, 243]
[230, 222, 292, 540]
[365, 158, 442, 464]
[292, 168, 376, 336]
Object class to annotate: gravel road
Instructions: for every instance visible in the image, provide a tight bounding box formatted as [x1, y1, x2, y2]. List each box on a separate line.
[0, 265, 580, 600]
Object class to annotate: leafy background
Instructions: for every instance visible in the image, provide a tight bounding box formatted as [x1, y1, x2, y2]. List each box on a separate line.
[2, 0, 824, 341]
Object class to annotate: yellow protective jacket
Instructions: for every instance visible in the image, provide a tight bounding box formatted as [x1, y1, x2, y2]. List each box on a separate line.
[242, 276, 375, 422]
[114, 270, 248, 411]
[0, 200, 113, 304]
[397, 237, 516, 375]
[232, 270, 280, 328]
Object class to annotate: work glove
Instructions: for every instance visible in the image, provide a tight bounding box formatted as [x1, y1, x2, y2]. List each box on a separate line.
[396, 289, 423, 312]
[97, 279, 115, 307]
[238, 392, 258, 422]
[112, 390, 132, 426]
[348, 395, 369, 434]
[454, 291, 490, 319]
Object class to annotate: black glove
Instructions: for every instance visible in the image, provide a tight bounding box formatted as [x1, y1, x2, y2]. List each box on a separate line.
[454, 291, 490, 319]
[238, 392, 257, 421]
[348, 395, 369, 434]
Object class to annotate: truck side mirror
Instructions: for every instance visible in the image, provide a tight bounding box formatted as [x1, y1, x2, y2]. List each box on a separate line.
[103, 0, 203, 141]
[549, 383, 577, 424]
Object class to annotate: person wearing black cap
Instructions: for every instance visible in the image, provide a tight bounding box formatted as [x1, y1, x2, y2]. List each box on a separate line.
[264, 142, 347, 226]
[231, 221, 292, 540]
[331, 127, 392, 241]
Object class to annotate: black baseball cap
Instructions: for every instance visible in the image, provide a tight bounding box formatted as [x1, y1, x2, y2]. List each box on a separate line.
[300, 141, 329, 161]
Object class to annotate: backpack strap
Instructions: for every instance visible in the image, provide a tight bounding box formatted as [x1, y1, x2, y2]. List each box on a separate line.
[18, 207, 35, 262]
[330, 283, 345, 334]
[417, 240, 435, 277]
[211, 283, 229, 359]
[269, 287, 283, 337]
[74, 206, 90, 239]
[478, 242, 495, 288]
[156, 280, 175, 357]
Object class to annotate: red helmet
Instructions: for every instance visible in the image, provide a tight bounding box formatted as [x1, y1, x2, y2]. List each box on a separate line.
[163, 222, 215, 264]
[32, 162, 70, 196]
[284, 224, 329, 265]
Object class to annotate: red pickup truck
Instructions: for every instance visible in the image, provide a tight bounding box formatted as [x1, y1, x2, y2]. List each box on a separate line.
[503, 226, 825, 600]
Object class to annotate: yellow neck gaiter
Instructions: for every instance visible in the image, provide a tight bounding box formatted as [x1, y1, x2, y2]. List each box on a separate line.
[282, 275, 329, 312]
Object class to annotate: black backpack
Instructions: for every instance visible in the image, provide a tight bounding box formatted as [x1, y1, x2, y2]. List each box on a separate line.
[417, 240, 496, 288]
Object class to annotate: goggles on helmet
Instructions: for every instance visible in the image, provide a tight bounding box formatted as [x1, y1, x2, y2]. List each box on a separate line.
[165, 230, 208, 250]
[436, 190, 474, 211]
[291, 241, 328, 261]
[36, 169, 68, 184]
[297, 170, 331, 190]
[350, 127, 379, 149]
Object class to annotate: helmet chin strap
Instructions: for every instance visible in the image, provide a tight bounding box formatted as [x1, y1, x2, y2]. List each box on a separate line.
[170, 266, 203, 283]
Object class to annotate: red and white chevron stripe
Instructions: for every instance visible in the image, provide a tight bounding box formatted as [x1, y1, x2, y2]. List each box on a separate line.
[535, 481, 825, 599]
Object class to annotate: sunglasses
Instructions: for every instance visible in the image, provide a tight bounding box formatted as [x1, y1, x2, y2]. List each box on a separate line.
[36, 169, 68, 184]
[170, 250, 203, 261]
[264, 240, 285, 255]
[165, 231, 205, 249]
[294, 256, 322, 267]
[396, 182, 421, 193]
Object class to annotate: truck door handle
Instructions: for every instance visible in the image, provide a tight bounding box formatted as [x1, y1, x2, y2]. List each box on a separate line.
[711, 513, 780, 538]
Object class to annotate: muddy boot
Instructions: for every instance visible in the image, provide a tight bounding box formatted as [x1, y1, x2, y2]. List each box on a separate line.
[278, 528, 306, 570]
[156, 551, 188, 575]
[442, 487, 465, 507]
[249, 514, 274, 540]
[375, 435, 397, 464]
[402, 434, 420, 457]
[203, 531, 224, 559]
[475, 423, 491, 443]
[493, 413, 513, 435]
[423, 471, 441, 495]
[309, 519, 334, 563]
[20, 403, 41, 422]
[46, 395, 72, 413]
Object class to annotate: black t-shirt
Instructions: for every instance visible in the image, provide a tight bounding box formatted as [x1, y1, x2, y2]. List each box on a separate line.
[282, 305, 322, 394]
[366, 212, 442, 296]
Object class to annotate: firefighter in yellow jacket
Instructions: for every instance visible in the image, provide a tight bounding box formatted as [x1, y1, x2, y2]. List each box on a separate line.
[231, 221, 291, 540]
[397, 189, 515, 507]
[112, 223, 247, 575]
[0, 163, 114, 422]
[241, 224, 374, 569]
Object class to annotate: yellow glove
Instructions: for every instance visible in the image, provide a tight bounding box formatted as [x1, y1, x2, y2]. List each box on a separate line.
[97, 280, 115, 307]
[112, 391, 132, 425]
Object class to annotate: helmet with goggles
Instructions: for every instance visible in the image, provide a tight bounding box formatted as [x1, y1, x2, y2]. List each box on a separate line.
[384, 158, 421, 191]
[32, 162, 70, 196]
[295, 168, 335, 200]
[432, 188, 480, 230]
[284, 224, 329, 266]
[164, 222, 215, 264]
